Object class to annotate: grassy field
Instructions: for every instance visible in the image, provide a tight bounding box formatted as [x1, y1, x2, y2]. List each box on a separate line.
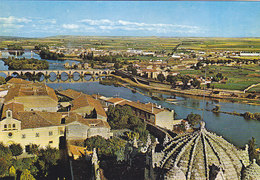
[179, 65, 260, 92]
[1, 36, 260, 53]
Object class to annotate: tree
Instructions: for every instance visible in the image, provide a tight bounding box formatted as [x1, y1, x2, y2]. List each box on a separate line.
[34, 146, 60, 178]
[0, 77, 5, 85]
[20, 169, 35, 180]
[192, 79, 201, 89]
[186, 113, 201, 127]
[157, 73, 165, 82]
[114, 62, 121, 69]
[0, 143, 13, 177]
[254, 113, 260, 121]
[132, 68, 137, 76]
[85, 136, 125, 157]
[9, 143, 23, 157]
[9, 166, 16, 177]
[181, 75, 191, 89]
[166, 75, 177, 88]
[27, 144, 39, 155]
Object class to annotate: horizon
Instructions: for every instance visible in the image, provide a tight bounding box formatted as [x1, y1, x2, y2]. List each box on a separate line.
[1, 35, 260, 39]
[0, 1, 260, 37]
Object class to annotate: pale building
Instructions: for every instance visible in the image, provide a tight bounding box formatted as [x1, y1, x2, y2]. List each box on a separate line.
[118, 100, 175, 130]
[64, 113, 112, 140]
[58, 89, 107, 121]
[5, 79, 58, 112]
[0, 107, 65, 150]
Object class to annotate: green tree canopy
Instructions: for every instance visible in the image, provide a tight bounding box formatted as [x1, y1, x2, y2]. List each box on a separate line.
[186, 113, 201, 127]
[20, 169, 35, 180]
[9, 143, 23, 157]
[157, 73, 165, 82]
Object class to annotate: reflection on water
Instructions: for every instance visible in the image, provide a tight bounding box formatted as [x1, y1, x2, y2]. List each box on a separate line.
[0, 50, 80, 70]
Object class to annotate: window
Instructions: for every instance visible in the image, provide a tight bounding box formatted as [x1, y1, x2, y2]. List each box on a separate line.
[49, 141, 53, 144]
[36, 133, 40, 137]
[4, 124, 7, 129]
[22, 134, 26, 139]
[12, 124, 16, 128]
[8, 124, 11, 129]
[8, 132, 13, 138]
[7, 111, 11, 117]
[61, 118, 66, 124]
[49, 131, 53, 136]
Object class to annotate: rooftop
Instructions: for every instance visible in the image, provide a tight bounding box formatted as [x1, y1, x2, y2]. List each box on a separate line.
[4, 81, 58, 103]
[58, 89, 82, 100]
[159, 122, 249, 179]
[118, 100, 165, 115]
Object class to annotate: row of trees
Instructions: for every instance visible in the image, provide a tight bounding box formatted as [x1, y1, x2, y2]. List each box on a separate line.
[201, 59, 259, 65]
[39, 49, 65, 60]
[166, 74, 201, 89]
[3, 57, 49, 70]
[84, 136, 125, 157]
[243, 112, 260, 121]
[0, 143, 62, 179]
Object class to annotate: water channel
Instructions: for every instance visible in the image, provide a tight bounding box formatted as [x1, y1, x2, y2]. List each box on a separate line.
[0, 51, 259, 148]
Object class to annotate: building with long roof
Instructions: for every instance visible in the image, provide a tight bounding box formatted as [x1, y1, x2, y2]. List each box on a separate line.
[5, 78, 58, 112]
[145, 121, 260, 180]
[57, 89, 107, 121]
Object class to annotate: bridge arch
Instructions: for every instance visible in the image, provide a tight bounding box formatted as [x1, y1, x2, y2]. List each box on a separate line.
[72, 71, 81, 81]
[35, 72, 45, 82]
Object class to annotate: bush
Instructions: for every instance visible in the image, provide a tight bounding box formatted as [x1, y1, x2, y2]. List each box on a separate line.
[9, 143, 23, 157]
[186, 113, 201, 127]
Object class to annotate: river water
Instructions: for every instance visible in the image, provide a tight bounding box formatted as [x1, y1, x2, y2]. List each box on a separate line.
[0, 51, 259, 148]
[0, 50, 79, 70]
[47, 82, 260, 148]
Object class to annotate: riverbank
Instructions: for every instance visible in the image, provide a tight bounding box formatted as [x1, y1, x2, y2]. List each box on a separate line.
[110, 74, 260, 106]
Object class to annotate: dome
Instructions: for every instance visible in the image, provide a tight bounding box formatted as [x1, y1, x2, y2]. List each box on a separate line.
[159, 122, 246, 180]
[242, 159, 260, 180]
[164, 165, 186, 180]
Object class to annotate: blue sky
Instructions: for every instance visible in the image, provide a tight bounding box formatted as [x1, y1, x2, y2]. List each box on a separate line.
[0, 1, 259, 37]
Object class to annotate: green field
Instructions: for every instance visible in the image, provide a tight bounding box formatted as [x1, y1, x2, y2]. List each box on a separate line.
[179, 65, 260, 92]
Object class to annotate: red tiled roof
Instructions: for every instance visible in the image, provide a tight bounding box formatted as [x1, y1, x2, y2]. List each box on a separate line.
[71, 94, 107, 117]
[1, 102, 24, 119]
[7, 78, 31, 85]
[118, 100, 164, 115]
[64, 113, 110, 128]
[4, 82, 58, 103]
[58, 89, 82, 100]
[16, 111, 62, 129]
[105, 98, 126, 104]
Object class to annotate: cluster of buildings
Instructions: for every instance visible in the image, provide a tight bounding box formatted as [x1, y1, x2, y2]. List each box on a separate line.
[0, 78, 112, 151]
[0, 78, 181, 152]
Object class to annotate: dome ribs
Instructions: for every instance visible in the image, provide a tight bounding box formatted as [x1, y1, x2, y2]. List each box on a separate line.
[161, 132, 199, 170]
[201, 132, 209, 179]
[186, 132, 201, 180]
[204, 132, 241, 179]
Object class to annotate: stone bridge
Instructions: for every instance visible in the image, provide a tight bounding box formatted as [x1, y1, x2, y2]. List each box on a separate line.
[0, 69, 114, 77]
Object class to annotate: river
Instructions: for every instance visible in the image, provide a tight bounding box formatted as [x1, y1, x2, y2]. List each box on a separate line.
[47, 81, 260, 148]
[0, 51, 259, 148]
[0, 50, 79, 70]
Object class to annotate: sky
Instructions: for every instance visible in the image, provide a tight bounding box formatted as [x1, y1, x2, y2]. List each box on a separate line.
[0, 1, 260, 37]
